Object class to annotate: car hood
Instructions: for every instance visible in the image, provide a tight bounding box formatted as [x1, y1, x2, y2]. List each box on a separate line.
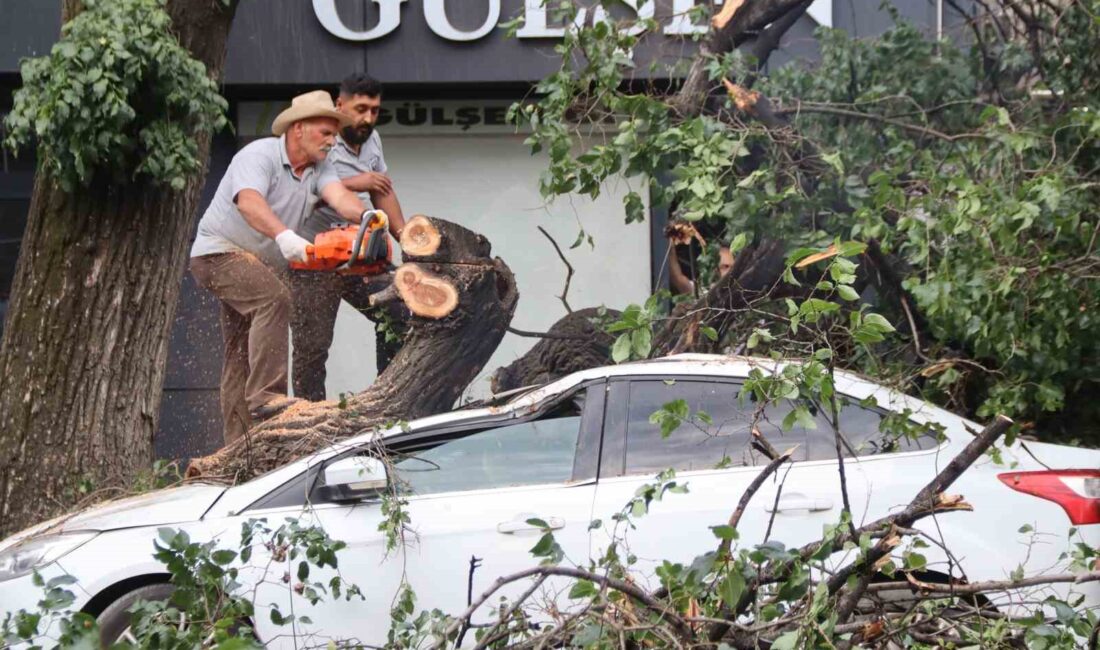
[0, 484, 227, 551]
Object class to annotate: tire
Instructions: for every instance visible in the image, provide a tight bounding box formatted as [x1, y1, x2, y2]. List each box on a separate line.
[96, 583, 176, 645]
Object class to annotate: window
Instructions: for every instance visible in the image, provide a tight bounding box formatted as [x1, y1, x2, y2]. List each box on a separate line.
[620, 379, 942, 476]
[391, 396, 586, 496]
[624, 380, 756, 474]
[753, 399, 941, 459]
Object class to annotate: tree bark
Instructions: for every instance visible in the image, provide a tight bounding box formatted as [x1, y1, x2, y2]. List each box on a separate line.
[491, 307, 620, 393]
[0, 0, 238, 537]
[186, 217, 519, 483]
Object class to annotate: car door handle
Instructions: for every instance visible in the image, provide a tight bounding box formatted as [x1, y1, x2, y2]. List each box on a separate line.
[497, 516, 565, 534]
[766, 496, 834, 513]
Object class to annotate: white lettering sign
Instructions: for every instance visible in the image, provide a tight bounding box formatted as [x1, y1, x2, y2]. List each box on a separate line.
[424, 0, 501, 41]
[314, 0, 831, 42]
[312, 0, 406, 41]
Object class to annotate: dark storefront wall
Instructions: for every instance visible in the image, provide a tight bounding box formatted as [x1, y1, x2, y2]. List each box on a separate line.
[0, 0, 969, 461]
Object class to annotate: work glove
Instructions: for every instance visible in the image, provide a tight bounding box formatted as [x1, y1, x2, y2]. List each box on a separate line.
[275, 230, 312, 263]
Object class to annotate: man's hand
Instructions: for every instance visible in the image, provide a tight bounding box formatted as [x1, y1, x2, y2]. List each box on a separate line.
[664, 220, 706, 247]
[345, 171, 393, 196]
[275, 230, 312, 263]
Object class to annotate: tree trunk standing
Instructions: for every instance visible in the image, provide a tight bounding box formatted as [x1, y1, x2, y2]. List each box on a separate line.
[187, 217, 519, 483]
[0, 0, 238, 538]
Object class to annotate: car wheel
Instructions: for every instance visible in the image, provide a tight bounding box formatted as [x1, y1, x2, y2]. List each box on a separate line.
[96, 582, 177, 645]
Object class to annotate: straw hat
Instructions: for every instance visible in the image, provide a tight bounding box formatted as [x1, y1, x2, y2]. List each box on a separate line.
[271, 90, 352, 136]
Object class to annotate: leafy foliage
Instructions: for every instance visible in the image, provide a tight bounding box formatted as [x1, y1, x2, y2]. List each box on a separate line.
[511, 1, 1100, 444]
[1, 519, 361, 648]
[3, 0, 229, 191]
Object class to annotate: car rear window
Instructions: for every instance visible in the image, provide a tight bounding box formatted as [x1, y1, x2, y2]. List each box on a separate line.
[622, 380, 941, 475]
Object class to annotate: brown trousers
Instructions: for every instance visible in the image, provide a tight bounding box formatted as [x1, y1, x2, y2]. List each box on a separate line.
[288, 270, 404, 401]
[190, 252, 291, 445]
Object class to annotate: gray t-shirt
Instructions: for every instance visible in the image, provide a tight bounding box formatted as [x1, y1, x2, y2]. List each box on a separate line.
[190, 135, 341, 267]
[300, 132, 388, 240]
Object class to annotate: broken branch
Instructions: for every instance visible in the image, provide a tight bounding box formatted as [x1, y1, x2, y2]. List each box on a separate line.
[537, 225, 574, 314]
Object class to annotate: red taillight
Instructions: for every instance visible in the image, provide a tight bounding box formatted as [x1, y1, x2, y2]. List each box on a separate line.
[998, 470, 1100, 525]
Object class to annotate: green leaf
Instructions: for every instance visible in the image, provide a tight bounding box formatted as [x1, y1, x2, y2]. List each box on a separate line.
[631, 327, 652, 359]
[46, 574, 77, 588]
[700, 326, 718, 341]
[611, 333, 632, 363]
[728, 232, 748, 254]
[710, 525, 738, 541]
[770, 631, 799, 650]
[837, 285, 860, 301]
[569, 579, 598, 599]
[719, 570, 745, 607]
[211, 549, 237, 566]
[863, 313, 896, 332]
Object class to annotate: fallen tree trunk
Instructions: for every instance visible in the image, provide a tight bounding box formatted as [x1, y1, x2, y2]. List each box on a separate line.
[491, 307, 620, 393]
[186, 217, 518, 482]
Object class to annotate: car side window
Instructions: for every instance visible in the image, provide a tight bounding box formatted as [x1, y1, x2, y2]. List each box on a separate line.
[624, 380, 756, 474]
[621, 379, 942, 476]
[755, 399, 941, 459]
[390, 395, 586, 496]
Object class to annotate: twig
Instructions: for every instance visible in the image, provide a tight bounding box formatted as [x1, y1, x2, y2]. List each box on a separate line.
[506, 326, 589, 341]
[537, 225, 574, 314]
[762, 463, 794, 544]
[888, 570, 1100, 595]
[827, 415, 1014, 622]
[899, 295, 931, 362]
[773, 102, 992, 142]
[750, 427, 781, 460]
[433, 566, 692, 649]
[470, 575, 548, 650]
[718, 446, 795, 559]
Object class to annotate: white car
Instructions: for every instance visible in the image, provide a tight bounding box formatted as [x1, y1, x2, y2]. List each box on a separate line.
[1, 355, 1097, 646]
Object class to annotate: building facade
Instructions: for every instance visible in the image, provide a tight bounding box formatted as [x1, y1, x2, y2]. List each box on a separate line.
[0, 0, 955, 459]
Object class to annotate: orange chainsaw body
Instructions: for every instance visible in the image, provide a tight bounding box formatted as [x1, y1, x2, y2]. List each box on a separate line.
[290, 213, 391, 276]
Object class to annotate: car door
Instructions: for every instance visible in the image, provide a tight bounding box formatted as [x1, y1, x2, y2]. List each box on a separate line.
[248, 381, 606, 648]
[589, 376, 877, 585]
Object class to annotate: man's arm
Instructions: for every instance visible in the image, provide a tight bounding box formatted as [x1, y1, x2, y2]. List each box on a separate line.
[370, 188, 405, 239]
[319, 181, 367, 223]
[236, 189, 293, 238]
[342, 171, 393, 196]
[236, 189, 311, 261]
[667, 244, 696, 296]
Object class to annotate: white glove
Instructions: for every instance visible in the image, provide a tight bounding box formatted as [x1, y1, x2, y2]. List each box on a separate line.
[275, 230, 311, 263]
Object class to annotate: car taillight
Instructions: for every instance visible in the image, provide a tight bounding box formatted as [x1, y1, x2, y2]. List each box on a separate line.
[998, 470, 1100, 525]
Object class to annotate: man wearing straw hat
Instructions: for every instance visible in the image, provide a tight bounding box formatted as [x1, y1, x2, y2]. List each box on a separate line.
[189, 90, 374, 444]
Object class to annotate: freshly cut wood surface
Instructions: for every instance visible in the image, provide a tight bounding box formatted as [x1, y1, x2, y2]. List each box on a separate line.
[401, 215, 442, 256]
[400, 214, 491, 263]
[395, 264, 459, 319]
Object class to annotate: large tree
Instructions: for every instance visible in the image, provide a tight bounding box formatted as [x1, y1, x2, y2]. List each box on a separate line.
[497, 0, 1100, 445]
[0, 0, 239, 536]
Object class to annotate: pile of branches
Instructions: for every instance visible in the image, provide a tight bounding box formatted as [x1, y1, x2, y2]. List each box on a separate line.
[420, 417, 1099, 649]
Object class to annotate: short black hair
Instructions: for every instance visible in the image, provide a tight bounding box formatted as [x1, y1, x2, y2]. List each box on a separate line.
[339, 73, 383, 99]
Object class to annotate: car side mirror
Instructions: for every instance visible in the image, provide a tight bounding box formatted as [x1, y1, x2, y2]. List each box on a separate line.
[319, 456, 387, 502]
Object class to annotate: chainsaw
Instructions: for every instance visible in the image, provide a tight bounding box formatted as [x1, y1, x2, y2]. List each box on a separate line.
[290, 209, 392, 275]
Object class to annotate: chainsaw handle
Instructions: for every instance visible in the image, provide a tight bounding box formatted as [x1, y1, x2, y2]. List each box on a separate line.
[341, 209, 387, 270]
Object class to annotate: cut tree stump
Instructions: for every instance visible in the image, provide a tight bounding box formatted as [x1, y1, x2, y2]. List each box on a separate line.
[400, 214, 491, 263]
[186, 217, 518, 483]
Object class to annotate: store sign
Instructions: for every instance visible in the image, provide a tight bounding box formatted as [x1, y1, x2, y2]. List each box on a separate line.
[238, 100, 534, 138]
[312, 0, 831, 43]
